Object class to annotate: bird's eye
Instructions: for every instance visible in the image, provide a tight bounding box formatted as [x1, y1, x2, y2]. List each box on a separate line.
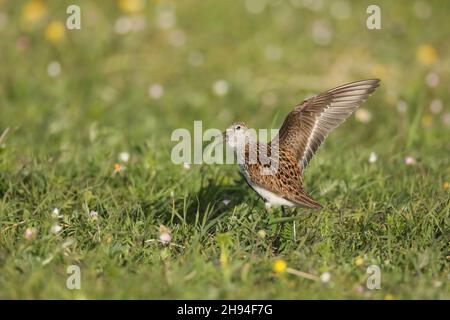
[236, 125, 241, 130]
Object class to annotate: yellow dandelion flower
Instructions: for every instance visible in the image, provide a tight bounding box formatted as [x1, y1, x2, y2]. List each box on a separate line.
[422, 115, 432, 127]
[118, 0, 145, 14]
[22, 0, 47, 24]
[443, 182, 449, 190]
[105, 234, 113, 243]
[273, 259, 287, 274]
[384, 294, 395, 300]
[45, 21, 65, 44]
[416, 44, 437, 66]
[354, 256, 364, 266]
[114, 163, 122, 173]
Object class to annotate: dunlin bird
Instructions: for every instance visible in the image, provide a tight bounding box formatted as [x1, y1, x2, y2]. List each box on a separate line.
[225, 79, 380, 211]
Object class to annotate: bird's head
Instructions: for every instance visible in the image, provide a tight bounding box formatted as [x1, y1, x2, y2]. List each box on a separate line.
[224, 122, 252, 150]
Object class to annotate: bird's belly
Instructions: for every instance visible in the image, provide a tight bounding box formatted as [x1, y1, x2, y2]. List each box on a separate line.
[252, 185, 296, 207]
[239, 164, 295, 207]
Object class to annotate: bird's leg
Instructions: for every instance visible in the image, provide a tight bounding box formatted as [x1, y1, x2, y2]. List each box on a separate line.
[266, 205, 282, 250]
[249, 197, 262, 217]
[283, 206, 297, 242]
[263, 202, 279, 251]
[273, 206, 285, 243]
[264, 202, 274, 230]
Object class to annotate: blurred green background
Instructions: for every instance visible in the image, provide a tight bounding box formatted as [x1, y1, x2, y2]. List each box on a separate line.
[0, 0, 449, 299]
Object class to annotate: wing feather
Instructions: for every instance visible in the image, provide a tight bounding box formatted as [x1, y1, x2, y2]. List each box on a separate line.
[272, 79, 380, 170]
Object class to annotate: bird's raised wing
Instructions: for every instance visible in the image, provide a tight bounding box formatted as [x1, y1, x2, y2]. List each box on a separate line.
[272, 79, 380, 170]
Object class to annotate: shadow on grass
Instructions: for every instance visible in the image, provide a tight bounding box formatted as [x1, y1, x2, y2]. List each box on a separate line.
[138, 175, 253, 233]
[184, 177, 248, 225]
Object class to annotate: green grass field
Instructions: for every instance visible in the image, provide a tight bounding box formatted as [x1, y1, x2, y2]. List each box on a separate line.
[0, 0, 449, 299]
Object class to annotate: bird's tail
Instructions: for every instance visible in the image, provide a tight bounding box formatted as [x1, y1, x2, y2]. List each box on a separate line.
[291, 192, 323, 209]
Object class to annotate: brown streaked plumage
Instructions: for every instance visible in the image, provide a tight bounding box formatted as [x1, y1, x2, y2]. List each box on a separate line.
[225, 79, 380, 210]
[241, 144, 322, 209]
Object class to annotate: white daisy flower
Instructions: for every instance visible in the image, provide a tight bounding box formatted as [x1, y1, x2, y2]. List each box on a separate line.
[320, 272, 331, 283]
[355, 108, 372, 123]
[114, 16, 133, 34]
[24, 227, 36, 240]
[159, 232, 171, 244]
[368, 152, 377, 163]
[148, 84, 164, 99]
[404, 156, 415, 165]
[51, 223, 62, 234]
[429, 99, 443, 114]
[213, 80, 229, 96]
[425, 72, 439, 88]
[257, 229, 266, 239]
[47, 61, 61, 77]
[442, 113, 450, 126]
[51, 208, 63, 219]
[119, 151, 130, 163]
[312, 20, 332, 46]
[89, 210, 98, 220]
[396, 100, 408, 113]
